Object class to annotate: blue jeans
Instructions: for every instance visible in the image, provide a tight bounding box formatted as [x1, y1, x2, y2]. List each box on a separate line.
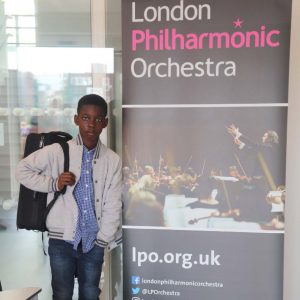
[48, 239, 105, 300]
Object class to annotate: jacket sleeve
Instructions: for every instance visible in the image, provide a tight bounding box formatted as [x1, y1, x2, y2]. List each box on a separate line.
[15, 144, 62, 193]
[96, 156, 122, 247]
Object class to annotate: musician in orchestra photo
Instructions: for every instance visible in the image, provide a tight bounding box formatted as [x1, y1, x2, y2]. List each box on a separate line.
[227, 124, 284, 227]
[125, 190, 165, 227]
[122, 166, 136, 213]
[227, 124, 282, 186]
[228, 124, 279, 150]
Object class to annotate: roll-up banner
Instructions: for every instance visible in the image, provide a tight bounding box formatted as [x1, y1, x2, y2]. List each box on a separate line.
[122, 0, 291, 299]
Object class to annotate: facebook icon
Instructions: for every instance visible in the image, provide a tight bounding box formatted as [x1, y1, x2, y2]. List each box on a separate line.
[131, 276, 140, 285]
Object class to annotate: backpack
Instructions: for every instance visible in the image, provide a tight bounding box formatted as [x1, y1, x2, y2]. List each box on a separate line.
[16, 131, 72, 232]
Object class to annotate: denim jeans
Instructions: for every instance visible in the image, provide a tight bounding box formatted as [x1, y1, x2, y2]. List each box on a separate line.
[48, 238, 105, 300]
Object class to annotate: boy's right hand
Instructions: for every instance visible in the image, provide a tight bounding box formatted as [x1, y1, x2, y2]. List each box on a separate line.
[57, 172, 76, 191]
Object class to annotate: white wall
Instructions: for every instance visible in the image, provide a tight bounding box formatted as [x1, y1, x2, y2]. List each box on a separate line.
[283, 0, 300, 299]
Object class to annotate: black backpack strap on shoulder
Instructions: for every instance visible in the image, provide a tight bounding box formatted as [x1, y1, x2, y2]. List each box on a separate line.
[43, 142, 70, 225]
[60, 141, 70, 194]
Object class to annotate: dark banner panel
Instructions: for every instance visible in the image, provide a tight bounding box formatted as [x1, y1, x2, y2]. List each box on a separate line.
[123, 228, 283, 300]
[122, 0, 291, 105]
[122, 0, 290, 299]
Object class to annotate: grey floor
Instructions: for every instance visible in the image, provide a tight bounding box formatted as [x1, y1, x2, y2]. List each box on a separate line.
[0, 205, 54, 299]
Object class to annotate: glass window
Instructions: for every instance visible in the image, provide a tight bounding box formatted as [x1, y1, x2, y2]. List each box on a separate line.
[0, 1, 121, 299]
[4, 0, 35, 15]
[6, 16, 16, 27]
[18, 28, 36, 43]
[18, 16, 36, 27]
[6, 28, 16, 43]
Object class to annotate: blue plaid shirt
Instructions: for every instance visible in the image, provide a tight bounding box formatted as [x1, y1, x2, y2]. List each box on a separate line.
[72, 146, 99, 253]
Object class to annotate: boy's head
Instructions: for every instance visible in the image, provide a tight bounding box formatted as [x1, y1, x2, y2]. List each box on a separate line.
[77, 94, 107, 116]
[74, 94, 108, 149]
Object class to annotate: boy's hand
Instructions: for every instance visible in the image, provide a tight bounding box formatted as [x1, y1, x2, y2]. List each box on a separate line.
[57, 172, 76, 191]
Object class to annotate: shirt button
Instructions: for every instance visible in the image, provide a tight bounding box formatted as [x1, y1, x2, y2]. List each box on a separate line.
[95, 180, 98, 183]
[86, 171, 89, 174]
[96, 199, 99, 202]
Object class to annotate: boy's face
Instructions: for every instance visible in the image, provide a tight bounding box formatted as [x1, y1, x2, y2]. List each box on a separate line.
[74, 104, 108, 149]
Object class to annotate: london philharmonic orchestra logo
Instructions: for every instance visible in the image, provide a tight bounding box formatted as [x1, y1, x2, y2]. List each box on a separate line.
[128, 0, 282, 78]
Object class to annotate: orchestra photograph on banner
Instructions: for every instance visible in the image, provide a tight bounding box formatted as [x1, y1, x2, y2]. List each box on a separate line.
[122, 106, 287, 232]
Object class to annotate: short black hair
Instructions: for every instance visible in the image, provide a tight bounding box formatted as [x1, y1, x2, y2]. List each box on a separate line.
[77, 94, 107, 116]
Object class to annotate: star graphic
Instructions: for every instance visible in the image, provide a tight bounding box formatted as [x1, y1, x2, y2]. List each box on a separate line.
[233, 18, 243, 28]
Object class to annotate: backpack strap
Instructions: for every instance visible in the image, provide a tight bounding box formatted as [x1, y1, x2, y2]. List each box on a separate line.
[60, 141, 70, 195]
[44, 142, 70, 224]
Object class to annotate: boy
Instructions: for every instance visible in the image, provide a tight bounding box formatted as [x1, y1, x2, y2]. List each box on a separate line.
[16, 94, 122, 300]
